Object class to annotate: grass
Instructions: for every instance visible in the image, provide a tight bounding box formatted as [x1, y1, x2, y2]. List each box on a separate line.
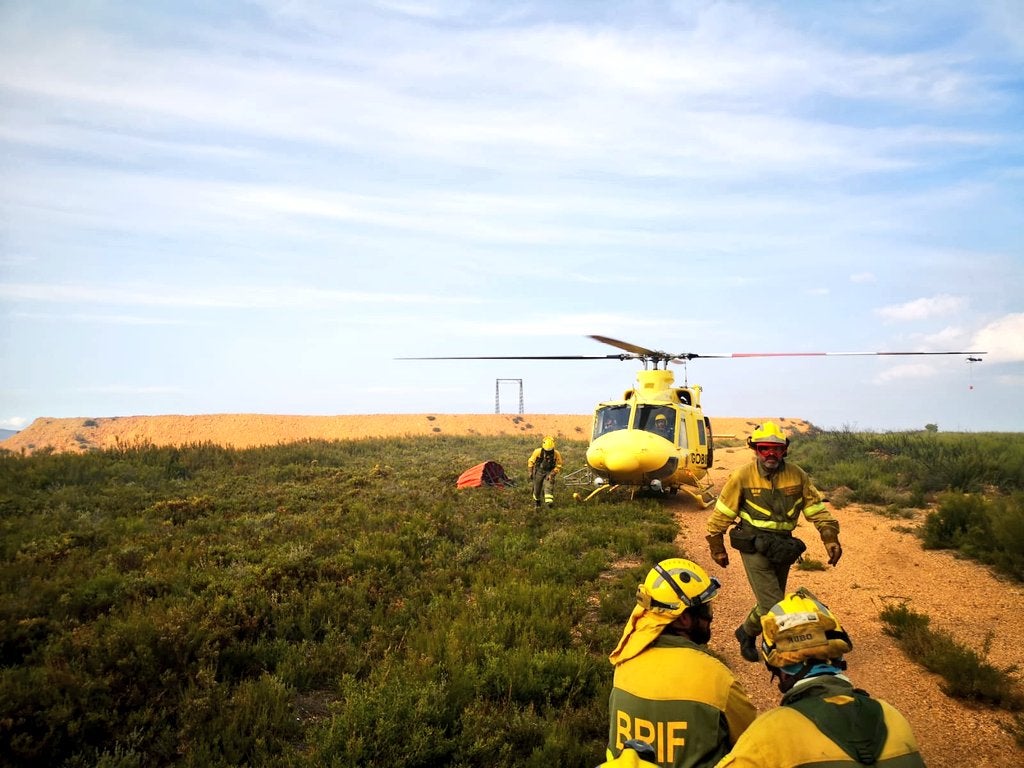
[795, 557, 826, 572]
[2, 429, 1022, 765]
[791, 430, 1024, 582]
[879, 603, 1024, 733]
[0, 436, 681, 767]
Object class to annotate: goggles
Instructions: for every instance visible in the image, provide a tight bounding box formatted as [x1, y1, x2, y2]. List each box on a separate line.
[755, 443, 786, 455]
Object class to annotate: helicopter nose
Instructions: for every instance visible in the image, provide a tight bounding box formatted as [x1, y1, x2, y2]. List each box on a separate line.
[604, 453, 641, 473]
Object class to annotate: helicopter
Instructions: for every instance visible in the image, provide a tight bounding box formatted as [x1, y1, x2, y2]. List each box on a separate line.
[400, 335, 987, 505]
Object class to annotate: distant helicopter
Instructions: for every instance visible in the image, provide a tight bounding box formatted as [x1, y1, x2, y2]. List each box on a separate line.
[400, 335, 986, 505]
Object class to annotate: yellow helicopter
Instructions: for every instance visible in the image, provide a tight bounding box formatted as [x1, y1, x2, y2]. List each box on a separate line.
[401, 335, 986, 505]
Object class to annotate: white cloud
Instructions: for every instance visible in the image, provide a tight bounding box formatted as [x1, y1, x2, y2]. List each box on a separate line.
[971, 313, 1024, 363]
[0, 282, 478, 309]
[876, 294, 967, 322]
[13, 311, 186, 325]
[873, 362, 937, 383]
[0, 416, 30, 430]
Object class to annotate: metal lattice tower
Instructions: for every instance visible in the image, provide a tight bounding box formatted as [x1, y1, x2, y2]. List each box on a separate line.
[495, 378, 524, 414]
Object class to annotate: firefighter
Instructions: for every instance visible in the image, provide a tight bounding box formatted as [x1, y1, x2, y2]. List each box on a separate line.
[714, 588, 925, 767]
[608, 558, 756, 768]
[704, 421, 842, 663]
[528, 435, 563, 507]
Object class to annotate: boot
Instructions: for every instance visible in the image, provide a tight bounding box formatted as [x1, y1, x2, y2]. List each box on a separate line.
[735, 625, 760, 663]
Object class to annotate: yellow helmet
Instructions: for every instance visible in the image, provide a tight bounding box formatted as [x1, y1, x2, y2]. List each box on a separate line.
[542, 436, 556, 450]
[748, 421, 789, 447]
[635, 558, 720, 617]
[760, 588, 852, 668]
[655, 414, 667, 424]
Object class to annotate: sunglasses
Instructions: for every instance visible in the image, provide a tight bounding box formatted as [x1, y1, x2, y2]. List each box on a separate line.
[755, 444, 786, 454]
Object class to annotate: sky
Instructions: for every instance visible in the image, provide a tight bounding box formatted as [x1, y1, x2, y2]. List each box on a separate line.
[1, 1, 1023, 434]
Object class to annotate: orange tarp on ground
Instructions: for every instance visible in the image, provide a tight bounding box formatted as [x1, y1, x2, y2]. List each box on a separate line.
[456, 461, 512, 488]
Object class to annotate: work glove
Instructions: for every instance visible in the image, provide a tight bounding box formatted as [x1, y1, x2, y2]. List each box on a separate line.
[825, 541, 843, 566]
[706, 533, 729, 568]
[821, 528, 842, 567]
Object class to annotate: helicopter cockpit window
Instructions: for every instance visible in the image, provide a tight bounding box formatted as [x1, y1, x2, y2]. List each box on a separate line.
[637, 406, 676, 443]
[595, 405, 630, 437]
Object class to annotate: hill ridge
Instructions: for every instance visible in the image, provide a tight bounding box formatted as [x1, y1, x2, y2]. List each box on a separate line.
[0, 414, 808, 455]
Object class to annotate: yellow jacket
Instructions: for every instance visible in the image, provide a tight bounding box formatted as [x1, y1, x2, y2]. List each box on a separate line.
[707, 459, 837, 538]
[714, 676, 924, 767]
[610, 634, 756, 768]
[528, 447, 563, 476]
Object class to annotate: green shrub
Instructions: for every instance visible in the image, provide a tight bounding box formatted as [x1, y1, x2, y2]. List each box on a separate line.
[880, 603, 1023, 710]
[922, 492, 1024, 580]
[0, 436, 652, 767]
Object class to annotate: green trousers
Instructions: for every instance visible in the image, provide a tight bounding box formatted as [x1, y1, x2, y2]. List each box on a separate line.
[738, 550, 792, 637]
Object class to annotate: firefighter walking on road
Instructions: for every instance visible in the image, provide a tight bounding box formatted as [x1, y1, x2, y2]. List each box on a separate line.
[704, 421, 843, 663]
[528, 435, 563, 507]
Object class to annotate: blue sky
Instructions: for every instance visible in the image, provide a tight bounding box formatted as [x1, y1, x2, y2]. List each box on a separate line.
[1, 0, 1022, 433]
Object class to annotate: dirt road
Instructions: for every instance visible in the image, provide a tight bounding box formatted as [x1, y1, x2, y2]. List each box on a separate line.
[680, 443, 1023, 767]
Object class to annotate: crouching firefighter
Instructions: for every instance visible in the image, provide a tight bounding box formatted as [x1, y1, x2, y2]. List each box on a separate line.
[608, 558, 755, 768]
[528, 435, 563, 507]
[714, 588, 925, 767]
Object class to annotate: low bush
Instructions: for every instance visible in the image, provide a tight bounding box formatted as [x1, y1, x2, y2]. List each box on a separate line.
[921, 492, 1024, 581]
[0, 436, 678, 767]
[793, 431, 1024, 582]
[880, 603, 1023, 710]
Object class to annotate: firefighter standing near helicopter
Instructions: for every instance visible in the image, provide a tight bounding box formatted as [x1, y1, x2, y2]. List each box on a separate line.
[704, 421, 843, 663]
[714, 588, 925, 767]
[608, 558, 756, 768]
[528, 435, 563, 507]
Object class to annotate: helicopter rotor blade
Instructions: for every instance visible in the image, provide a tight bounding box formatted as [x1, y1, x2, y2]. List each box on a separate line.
[396, 354, 636, 361]
[587, 335, 987, 362]
[694, 351, 988, 358]
[399, 337, 987, 364]
[588, 335, 665, 359]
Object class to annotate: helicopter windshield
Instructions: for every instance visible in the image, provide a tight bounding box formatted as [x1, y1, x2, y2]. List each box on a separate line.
[637, 405, 677, 443]
[594, 405, 631, 438]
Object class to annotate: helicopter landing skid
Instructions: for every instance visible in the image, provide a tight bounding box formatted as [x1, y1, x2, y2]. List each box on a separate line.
[679, 473, 716, 507]
[562, 466, 621, 502]
[679, 485, 716, 508]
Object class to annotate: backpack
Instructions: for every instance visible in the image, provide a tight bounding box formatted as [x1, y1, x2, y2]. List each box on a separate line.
[786, 689, 887, 765]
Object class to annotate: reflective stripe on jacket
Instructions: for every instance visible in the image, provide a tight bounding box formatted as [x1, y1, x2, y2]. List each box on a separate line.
[609, 635, 755, 768]
[707, 459, 836, 536]
[528, 447, 562, 475]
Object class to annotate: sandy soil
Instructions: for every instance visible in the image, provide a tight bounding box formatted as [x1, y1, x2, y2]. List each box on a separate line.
[0, 413, 787, 455]
[3, 414, 1021, 766]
